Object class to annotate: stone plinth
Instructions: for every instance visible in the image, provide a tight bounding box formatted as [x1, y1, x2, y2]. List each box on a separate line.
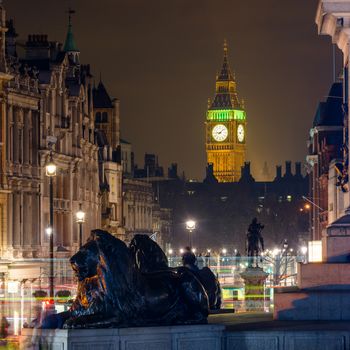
[322, 214, 350, 262]
[274, 287, 350, 320]
[240, 267, 268, 312]
[297, 262, 350, 289]
[20, 324, 225, 350]
[274, 261, 350, 320]
[274, 211, 350, 321]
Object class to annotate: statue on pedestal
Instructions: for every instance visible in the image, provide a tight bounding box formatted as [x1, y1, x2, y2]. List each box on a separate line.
[241, 218, 268, 311]
[246, 218, 264, 267]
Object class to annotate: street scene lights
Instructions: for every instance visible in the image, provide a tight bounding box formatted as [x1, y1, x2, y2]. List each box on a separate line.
[76, 203, 85, 248]
[45, 154, 56, 307]
[300, 245, 308, 263]
[185, 220, 196, 247]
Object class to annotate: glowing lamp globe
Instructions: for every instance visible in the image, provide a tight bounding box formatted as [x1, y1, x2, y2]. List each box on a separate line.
[46, 162, 57, 177]
[186, 220, 196, 231]
[76, 209, 85, 223]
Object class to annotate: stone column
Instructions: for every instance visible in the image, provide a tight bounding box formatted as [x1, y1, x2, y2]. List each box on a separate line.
[12, 109, 18, 163]
[17, 109, 23, 165]
[7, 191, 13, 250]
[23, 111, 29, 165]
[7, 105, 12, 162]
[12, 191, 20, 247]
[24, 192, 33, 247]
[32, 192, 39, 246]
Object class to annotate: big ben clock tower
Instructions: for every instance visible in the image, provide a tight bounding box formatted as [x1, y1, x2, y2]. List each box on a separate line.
[206, 41, 247, 182]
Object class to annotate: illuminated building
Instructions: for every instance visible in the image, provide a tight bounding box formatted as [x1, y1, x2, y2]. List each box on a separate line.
[94, 80, 124, 239]
[307, 80, 343, 241]
[0, 4, 123, 332]
[205, 41, 247, 182]
[315, 0, 350, 262]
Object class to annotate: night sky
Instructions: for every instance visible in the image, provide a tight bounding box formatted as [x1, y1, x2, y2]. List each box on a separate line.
[5, 0, 337, 180]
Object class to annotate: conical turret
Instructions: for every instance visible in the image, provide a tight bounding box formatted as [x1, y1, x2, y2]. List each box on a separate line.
[63, 8, 79, 63]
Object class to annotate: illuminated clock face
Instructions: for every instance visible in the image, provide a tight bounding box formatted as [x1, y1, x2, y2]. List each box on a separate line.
[212, 124, 228, 142]
[237, 124, 245, 142]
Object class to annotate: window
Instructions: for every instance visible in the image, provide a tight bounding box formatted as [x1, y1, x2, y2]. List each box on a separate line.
[286, 195, 292, 202]
[95, 112, 101, 123]
[101, 112, 108, 123]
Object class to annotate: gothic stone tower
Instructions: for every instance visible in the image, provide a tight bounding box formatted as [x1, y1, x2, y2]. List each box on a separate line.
[206, 41, 246, 182]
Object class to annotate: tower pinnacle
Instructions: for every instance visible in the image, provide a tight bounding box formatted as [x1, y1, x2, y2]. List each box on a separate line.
[217, 39, 233, 82]
[223, 39, 228, 54]
[63, 8, 79, 53]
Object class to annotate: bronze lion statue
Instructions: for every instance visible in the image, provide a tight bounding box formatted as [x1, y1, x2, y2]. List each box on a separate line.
[42, 230, 209, 328]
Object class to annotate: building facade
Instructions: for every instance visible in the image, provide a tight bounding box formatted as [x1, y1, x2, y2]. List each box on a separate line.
[315, 0, 350, 262]
[205, 41, 247, 182]
[94, 80, 124, 239]
[0, 5, 126, 333]
[307, 80, 343, 241]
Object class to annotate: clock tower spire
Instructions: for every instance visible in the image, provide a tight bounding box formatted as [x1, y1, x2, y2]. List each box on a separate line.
[205, 41, 247, 182]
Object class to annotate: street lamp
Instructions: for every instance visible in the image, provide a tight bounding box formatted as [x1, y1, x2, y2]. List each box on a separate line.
[45, 154, 56, 306]
[167, 249, 173, 266]
[301, 245, 308, 263]
[185, 219, 196, 247]
[76, 203, 85, 248]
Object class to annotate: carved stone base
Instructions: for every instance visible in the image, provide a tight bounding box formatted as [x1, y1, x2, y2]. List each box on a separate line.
[324, 214, 350, 262]
[240, 267, 268, 312]
[21, 324, 225, 350]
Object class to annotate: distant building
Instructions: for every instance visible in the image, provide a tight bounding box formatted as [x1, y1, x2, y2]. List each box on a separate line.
[121, 150, 173, 249]
[123, 177, 154, 239]
[133, 155, 308, 251]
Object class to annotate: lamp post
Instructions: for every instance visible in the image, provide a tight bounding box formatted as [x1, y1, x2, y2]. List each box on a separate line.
[185, 220, 196, 248]
[283, 239, 288, 286]
[206, 249, 211, 267]
[76, 203, 85, 248]
[45, 154, 56, 305]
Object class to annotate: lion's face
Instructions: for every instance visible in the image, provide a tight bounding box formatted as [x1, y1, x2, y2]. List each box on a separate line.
[70, 240, 100, 281]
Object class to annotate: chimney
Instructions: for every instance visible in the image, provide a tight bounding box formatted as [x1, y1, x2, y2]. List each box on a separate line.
[168, 163, 178, 179]
[295, 162, 302, 177]
[25, 34, 50, 60]
[276, 165, 282, 179]
[285, 161, 292, 176]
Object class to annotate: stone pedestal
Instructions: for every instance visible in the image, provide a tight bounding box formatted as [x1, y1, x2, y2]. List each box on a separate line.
[20, 324, 225, 350]
[240, 267, 268, 312]
[274, 214, 350, 320]
[322, 215, 350, 262]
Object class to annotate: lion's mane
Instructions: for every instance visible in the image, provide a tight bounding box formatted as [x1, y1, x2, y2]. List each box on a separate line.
[69, 230, 142, 324]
